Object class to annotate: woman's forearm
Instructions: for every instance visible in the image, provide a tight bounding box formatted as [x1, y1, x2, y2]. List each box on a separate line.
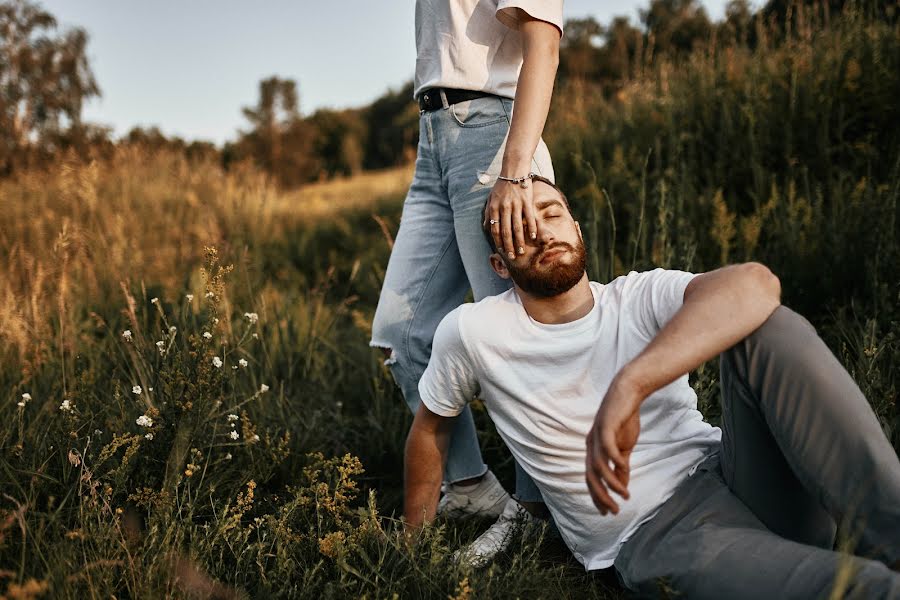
[501, 18, 560, 177]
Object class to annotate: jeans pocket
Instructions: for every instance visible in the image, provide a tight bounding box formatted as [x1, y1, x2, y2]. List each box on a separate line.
[449, 97, 510, 128]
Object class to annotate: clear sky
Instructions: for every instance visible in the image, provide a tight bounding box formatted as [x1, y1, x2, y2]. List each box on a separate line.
[41, 0, 736, 145]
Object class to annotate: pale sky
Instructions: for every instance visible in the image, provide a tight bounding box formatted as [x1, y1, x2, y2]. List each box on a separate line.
[40, 0, 737, 145]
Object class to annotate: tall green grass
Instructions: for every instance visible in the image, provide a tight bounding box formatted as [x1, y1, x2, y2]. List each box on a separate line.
[0, 3, 897, 598]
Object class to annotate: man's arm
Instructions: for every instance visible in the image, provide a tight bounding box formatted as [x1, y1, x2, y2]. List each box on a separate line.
[585, 263, 782, 515]
[404, 403, 454, 532]
[487, 14, 560, 260]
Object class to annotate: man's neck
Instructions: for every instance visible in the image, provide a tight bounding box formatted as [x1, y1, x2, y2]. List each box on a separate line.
[515, 273, 594, 324]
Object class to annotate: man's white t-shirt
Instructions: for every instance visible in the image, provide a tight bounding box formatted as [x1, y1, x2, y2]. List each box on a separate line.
[414, 0, 564, 99]
[419, 269, 723, 570]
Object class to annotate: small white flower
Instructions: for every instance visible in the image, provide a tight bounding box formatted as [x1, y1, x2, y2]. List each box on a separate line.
[243, 312, 259, 325]
[93, 429, 103, 436]
[259, 383, 269, 393]
[224, 453, 232, 460]
[16, 401, 25, 408]
[59, 399, 74, 413]
[250, 434, 260, 443]
[136, 415, 153, 427]
[122, 330, 133, 341]
[132, 385, 142, 395]
[252, 333, 259, 339]
[156, 340, 165, 349]
[238, 358, 248, 368]
[205, 291, 214, 298]
[229, 430, 239, 440]
[203, 331, 212, 339]
[227, 414, 239, 422]
[213, 317, 219, 324]
[21, 392, 32, 401]
[148, 387, 153, 392]
[151, 297, 159, 304]
[186, 294, 194, 301]
[169, 325, 177, 334]
[232, 365, 238, 370]
[212, 356, 223, 368]
[144, 433, 154, 440]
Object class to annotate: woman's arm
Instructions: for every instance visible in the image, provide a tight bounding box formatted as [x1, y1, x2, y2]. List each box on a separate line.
[486, 14, 561, 260]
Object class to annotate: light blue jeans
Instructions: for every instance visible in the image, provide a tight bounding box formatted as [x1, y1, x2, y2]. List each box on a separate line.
[371, 93, 553, 501]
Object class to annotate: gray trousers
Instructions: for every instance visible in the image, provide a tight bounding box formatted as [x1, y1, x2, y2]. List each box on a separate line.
[613, 306, 900, 599]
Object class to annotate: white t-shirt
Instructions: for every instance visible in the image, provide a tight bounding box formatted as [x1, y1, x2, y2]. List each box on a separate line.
[419, 269, 723, 570]
[414, 0, 564, 99]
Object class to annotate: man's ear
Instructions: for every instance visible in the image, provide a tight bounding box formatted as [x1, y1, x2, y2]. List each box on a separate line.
[489, 253, 511, 279]
[575, 220, 583, 241]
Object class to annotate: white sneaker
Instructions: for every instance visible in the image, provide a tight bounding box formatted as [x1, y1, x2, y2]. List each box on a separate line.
[453, 497, 535, 569]
[437, 470, 510, 520]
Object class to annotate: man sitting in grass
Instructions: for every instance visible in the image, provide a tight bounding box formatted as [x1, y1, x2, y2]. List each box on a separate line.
[403, 174, 900, 598]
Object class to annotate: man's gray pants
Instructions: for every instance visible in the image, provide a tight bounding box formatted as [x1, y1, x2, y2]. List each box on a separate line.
[613, 306, 900, 598]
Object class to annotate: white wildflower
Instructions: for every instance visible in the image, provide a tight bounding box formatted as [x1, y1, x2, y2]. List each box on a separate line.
[144, 433, 154, 440]
[243, 312, 259, 325]
[251, 434, 260, 443]
[16, 401, 25, 408]
[232, 365, 238, 370]
[59, 399, 74, 413]
[186, 294, 194, 301]
[151, 297, 159, 304]
[259, 383, 269, 394]
[93, 429, 103, 436]
[203, 331, 212, 339]
[122, 330, 133, 341]
[156, 340, 165, 353]
[212, 356, 223, 368]
[21, 392, 32, 402]
[238, 358, 248, 368]
[148, 387, 153, 392]
[213, 317, 219, 324]
[252, 332, 259, 339]
[132, 385, 142, 395]
[205, 291, 214, 298]
[136, 415, 153, 428]
[227, 414, 239, 422]
[169, 325, 177, 334]
[224, 453, 232, 460]
[229, 430, 239, 440]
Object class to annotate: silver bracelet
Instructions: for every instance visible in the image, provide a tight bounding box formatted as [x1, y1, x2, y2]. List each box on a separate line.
[497, 172, 535, 188]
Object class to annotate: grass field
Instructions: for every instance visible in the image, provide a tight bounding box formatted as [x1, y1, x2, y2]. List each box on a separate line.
[1, 4, 898, 598]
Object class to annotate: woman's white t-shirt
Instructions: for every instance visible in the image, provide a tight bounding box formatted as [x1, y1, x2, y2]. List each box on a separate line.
[414, 0, 565, 99]
[419, 269, 723, 570]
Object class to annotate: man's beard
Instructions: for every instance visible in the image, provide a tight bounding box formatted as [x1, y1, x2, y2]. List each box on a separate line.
[505, 239, 587, 298]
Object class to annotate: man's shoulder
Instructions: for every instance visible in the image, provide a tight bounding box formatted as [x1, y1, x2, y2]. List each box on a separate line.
[442, 288, 519, 341]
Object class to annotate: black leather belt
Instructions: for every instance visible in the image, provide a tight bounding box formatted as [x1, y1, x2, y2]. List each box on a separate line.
[417, 88, 498, 112]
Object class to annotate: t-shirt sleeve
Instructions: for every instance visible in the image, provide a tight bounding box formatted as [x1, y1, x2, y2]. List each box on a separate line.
[496, 0, 564, 37]
[626, 268, 698, 339]
[418, 308, 479, 418]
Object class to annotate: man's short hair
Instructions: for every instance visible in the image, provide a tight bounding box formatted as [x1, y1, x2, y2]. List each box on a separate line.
[481, 174, 571, 254]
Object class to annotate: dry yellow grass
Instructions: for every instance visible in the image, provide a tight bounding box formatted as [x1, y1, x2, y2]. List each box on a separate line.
[0, 148, 410, 373]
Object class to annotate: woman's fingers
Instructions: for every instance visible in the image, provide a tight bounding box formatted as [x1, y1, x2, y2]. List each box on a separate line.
[501, 199, 515, 259]
[522, 192, 538, 242]
[488, 194, 503, 253]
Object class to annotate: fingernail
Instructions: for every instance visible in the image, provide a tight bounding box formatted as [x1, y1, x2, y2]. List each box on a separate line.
[531, 232, 536, 239]
[518, 247, 524, 254]
[508, 252, 515, 260]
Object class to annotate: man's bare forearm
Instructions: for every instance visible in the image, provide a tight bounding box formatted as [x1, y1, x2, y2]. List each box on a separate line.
[403, 407, 451, 530]
[617, 263, 782, 400]
[501, 18, 559, 176]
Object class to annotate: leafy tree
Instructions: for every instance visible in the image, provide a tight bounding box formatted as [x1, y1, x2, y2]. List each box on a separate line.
[0, 0, 100, 174]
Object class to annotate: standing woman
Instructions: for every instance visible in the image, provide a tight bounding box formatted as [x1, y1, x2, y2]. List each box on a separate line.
[371, 0, 563, 564]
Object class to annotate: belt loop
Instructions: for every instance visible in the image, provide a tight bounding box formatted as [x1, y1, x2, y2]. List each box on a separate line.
[439, 89, 449, 109]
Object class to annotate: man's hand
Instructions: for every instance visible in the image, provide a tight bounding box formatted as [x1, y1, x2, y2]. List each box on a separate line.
[486, 178, 536, 260]
[585, 374, 644, 515]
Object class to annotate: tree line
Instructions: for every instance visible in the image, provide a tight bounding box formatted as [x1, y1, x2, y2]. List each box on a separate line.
[1, 0, 894, 186]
